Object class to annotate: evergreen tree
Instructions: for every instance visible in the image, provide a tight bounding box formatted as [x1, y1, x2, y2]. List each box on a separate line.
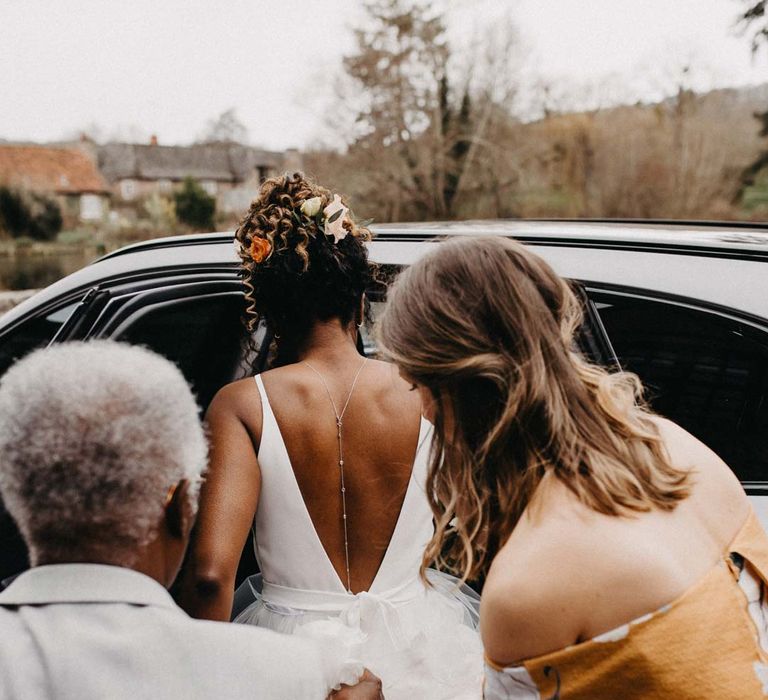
[174, 178, 216, 231]
[343, 0, 472, 219]
[736, 2, 768, 200]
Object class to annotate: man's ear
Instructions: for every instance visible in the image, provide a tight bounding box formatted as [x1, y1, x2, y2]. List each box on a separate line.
[164, 479, 193, 540]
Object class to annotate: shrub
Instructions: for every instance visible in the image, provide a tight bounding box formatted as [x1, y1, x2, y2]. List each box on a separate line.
[173, 177, 216, 231]
[26, 193, 63, 241]
[0, 187, 62, 241]
[143, 192, 177, 231]
[0, 187, 30, 237]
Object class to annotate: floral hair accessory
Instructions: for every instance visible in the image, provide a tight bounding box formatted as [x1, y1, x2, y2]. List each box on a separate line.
[292, 194, 354, 245]
[300, 196, 322, 217]
[248, 236, 272, 263]
[322, 194, 349, 244]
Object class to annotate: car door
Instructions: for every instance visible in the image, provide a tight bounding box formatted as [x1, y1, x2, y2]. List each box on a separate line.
[86, 279, 249, 410]
[588, 285, 768, 529]
[0, 273, 250, 583]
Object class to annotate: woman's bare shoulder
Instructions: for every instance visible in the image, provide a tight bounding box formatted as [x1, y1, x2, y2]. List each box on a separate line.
[367, 357, 408, 381]
[650, 415, 749, 538]
[480, 477, 606, 663]
[480, 515, 595, 666]
[366, 358, 422, 405]
[207, 376, 262, 423]
[652, 417, 746, 501]
[651, 416, 731, 471]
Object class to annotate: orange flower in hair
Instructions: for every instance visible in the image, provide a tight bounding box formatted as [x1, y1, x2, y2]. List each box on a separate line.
[249, 236, 272, 263]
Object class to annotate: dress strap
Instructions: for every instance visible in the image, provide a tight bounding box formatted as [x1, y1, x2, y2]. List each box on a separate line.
[253, 373, 268, 405]
[729, 507, 768, 585]
[253, 374, 280, 462]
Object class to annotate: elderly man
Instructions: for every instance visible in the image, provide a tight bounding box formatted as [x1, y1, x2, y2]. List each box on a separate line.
[0, 341, 381, 699]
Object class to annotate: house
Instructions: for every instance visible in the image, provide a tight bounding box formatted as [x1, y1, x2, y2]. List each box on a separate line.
[0, 144, 110, 223]
[98, 138, 300, 214]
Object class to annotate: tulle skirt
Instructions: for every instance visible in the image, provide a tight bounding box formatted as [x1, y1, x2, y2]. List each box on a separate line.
[234, 570, 484, 699]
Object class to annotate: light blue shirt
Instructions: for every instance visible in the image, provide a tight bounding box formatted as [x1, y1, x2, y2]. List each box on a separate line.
[0, 563, 331, 699]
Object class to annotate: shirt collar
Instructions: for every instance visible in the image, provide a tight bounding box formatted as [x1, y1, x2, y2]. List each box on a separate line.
[0, 563, 180, 611]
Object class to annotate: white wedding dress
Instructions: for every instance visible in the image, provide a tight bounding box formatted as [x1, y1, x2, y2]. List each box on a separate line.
[235, 375, 483, 699]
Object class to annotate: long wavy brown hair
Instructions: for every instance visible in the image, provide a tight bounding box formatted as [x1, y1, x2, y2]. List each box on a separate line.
[377, 236, 691, 582]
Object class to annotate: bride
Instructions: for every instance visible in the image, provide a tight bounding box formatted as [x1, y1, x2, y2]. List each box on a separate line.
[179, 173, 482, 698]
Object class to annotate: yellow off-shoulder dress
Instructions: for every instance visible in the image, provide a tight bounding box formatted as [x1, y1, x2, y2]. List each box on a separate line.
[485, 508, 768, 699]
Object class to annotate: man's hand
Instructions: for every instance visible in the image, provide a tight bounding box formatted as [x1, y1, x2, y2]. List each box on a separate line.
[328, 669, 384, 699]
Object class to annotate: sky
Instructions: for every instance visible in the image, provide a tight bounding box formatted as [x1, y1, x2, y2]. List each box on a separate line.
[0, 0, 765, 151]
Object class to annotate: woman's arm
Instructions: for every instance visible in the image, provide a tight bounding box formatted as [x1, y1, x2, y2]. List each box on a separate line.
[178, 382, 262, 620]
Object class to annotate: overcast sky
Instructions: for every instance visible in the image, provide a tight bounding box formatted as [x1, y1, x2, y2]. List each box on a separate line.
[1, 0, 765, 150]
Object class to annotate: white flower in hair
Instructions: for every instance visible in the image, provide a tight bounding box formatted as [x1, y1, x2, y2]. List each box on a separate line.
[300, 196, 322, 217]
[323, 194, 349, 244]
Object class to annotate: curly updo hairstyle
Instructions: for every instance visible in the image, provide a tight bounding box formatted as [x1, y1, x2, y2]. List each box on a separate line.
[235, 172, 374, 366]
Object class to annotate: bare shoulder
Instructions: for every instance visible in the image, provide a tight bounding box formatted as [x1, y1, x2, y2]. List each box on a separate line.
[206, 376, 262, 424]
[650, 415, 729, 472]
[481, 479, 604, 664]
[366, 358, 421, 406]
[480, 421, 751, 667]
[650, 415, 739, 490]
[650, 415, 749, 536]
[367, 357, 407, 382]
[481, 522, 591, 666]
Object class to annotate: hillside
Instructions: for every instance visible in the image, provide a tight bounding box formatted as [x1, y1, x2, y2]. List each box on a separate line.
[305, 82, 768, 222]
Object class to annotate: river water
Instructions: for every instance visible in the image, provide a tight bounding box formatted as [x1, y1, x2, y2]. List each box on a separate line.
[0, 247, 100, 291]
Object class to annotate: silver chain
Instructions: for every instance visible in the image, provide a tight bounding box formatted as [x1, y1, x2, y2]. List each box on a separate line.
[303, 357, 368, 593]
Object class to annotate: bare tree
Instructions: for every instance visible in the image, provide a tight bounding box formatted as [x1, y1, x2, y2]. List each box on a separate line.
[737, 0, 768, 54]
[199, 108, 249, 145]
[309, 0, 757, 223]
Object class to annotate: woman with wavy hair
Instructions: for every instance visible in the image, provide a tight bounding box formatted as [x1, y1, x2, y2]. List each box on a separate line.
[377, 235, 768, 699]
[179, 173, 482, 699]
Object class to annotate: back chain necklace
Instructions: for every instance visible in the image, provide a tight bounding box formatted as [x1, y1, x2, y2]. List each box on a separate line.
[303, 357, 368, 593]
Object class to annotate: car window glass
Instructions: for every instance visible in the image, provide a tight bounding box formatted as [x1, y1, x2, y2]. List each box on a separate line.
[360, 264, 408, 356]
[115, 294, 248, 411]
[360, 266, 606, 365]
[0, 301, 78, 378]
[592, 291, 768, 482]
[360, 299, 386, 355]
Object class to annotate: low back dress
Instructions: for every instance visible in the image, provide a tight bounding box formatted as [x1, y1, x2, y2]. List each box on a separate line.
[234, 375, 483, 699]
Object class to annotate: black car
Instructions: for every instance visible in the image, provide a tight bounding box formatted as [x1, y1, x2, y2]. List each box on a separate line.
[1, 220, 767, 582]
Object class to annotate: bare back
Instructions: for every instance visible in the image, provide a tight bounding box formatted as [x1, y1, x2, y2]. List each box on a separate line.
[245, 358, 423, 593]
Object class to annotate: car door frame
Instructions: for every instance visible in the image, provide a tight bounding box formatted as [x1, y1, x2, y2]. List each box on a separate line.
[89, 278, 244, 340]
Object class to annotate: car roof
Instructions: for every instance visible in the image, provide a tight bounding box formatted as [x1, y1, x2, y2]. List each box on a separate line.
[3, 219, 768, 330]
[98, 219, 768, 261]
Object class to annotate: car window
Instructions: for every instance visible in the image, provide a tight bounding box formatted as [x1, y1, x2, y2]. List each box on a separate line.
[591, 290, 768, 483]
[0, 301, 78, 378]
[360, 299, 387, 355]
[360, 265, 611, 366]
[114, 293, 248, 411]
[360, 263, 402, 356]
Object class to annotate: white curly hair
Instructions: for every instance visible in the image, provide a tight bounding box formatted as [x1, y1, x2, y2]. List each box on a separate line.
[0, 340, 207, 566]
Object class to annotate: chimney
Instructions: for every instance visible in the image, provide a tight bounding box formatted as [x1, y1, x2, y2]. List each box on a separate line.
[150, 134, 158, 146]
